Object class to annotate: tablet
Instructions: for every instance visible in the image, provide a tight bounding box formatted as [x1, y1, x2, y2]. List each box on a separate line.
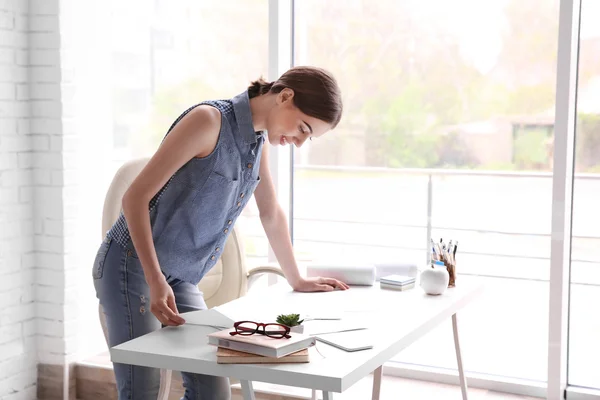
[315, 329, 374, 352]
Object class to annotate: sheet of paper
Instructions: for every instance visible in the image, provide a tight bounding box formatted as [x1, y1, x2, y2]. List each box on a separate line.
[182, 308, 235, 329]
[198, 285, 390, 331]
[193, 303, 369, 337]
[303, 319, 367, 336]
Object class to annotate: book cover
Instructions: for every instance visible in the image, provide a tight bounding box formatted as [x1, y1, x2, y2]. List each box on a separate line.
[207, 329, 315, 358]
[216, 347, 309, 364]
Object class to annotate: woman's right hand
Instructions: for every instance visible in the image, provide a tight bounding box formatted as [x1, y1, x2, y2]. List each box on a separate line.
[148, 277, 186, 326]
[121, 105, 221, 327]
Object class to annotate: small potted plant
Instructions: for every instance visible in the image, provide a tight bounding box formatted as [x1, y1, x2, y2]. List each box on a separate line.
[276, 313, 304, 334]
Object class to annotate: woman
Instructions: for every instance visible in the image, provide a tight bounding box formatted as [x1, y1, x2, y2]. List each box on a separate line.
[93, 66, 349, 400]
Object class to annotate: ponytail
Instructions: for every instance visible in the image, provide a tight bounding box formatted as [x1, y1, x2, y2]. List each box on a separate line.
[248, 77, 274, 99]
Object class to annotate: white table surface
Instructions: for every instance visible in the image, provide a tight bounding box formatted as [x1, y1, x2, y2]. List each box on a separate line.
[110, 281, 483, 393]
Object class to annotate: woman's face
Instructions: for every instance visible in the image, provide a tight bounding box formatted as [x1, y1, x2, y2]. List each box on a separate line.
[265, 88, 332, 147]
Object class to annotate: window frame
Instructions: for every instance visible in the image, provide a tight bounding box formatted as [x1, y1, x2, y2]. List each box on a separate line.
[277, 0, 589, 398]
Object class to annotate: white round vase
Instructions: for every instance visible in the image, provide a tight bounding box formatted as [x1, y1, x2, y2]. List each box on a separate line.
[420, 262, 449, 295]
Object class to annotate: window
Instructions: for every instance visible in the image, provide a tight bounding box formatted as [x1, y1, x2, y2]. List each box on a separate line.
[294, 0, 559, 382]
[81, 0, 269, 358]
[568, 0, 600, 389]
[72, 1, 596, 395]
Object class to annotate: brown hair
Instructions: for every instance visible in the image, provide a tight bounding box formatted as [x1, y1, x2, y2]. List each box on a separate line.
[248, 66, 343, 128]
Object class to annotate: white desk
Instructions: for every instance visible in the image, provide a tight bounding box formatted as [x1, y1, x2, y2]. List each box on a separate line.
[111, 281, 483, 399]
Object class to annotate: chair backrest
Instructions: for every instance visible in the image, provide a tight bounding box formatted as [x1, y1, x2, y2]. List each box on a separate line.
[102, 158, 249, 309]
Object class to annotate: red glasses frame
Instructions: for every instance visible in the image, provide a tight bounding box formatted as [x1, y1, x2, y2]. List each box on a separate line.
[229, 320, 291, 339]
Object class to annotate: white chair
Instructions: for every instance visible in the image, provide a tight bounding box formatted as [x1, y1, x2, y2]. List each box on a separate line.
[98, 157, 285, 399]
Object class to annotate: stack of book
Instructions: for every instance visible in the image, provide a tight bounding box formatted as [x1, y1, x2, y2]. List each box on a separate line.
[379, 274, 416, 291]
[207, 328, 314, 364]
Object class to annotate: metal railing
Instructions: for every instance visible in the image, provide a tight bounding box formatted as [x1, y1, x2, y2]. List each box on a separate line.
[296, 164, 600, 180]
[241, 165, 600, 274]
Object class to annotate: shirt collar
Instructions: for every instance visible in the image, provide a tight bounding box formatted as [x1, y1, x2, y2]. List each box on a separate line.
[232, 90, 261, 144]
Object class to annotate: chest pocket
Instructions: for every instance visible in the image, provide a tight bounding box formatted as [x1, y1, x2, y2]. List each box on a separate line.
[196, 170, 241, 220]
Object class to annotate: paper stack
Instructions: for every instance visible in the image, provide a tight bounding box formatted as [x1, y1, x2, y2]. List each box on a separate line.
[380, 274, 416, 291]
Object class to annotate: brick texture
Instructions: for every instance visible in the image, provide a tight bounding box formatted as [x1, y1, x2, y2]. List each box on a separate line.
[2, 0, 126, 397]
[0, 0, 36, 397]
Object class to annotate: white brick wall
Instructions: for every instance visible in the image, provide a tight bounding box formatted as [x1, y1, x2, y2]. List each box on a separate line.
[0, 0, 87, 396]
[3, 0, 117, 396]
[28, 0, 70, 370]
[0, 0, 37, 398]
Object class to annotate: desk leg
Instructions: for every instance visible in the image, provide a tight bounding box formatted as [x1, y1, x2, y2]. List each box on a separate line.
[311, 389, 317, 400]
[372, 365, 383, 400]
[322, 391, 333, 400]
[240, 380, 256, 400]
[452, 313, 468, 400]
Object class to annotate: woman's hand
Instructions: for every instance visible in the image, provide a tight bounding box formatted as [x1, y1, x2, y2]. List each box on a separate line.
[148, 277, 186, 326]
[292, 277, 350, 292]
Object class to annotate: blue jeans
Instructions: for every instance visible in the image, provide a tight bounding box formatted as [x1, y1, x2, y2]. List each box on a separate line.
[93, 237, 231, 400]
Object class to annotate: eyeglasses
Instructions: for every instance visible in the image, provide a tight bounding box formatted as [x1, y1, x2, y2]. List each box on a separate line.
[230, 321, 291, 339]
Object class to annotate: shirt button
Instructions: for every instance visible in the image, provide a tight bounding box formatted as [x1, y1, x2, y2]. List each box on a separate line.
[216, 247, 220, 252]
[211, 255, 215, 260]
[237, 202, 241, 207]
[240, 193, 245, 198]
[247, 163, 252, 169]
[223, 228, 229, 233]
[227, 220, 232, 225]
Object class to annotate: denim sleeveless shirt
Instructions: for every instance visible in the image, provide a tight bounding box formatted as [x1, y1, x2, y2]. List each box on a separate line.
[105, 90, 265, 285]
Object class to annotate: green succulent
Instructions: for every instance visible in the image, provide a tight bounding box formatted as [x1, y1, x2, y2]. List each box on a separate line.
[276, 313, 304, 327]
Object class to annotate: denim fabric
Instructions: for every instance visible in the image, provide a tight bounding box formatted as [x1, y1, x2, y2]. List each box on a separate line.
[93, 237, 231, 400]
[106, 90, 265, 285]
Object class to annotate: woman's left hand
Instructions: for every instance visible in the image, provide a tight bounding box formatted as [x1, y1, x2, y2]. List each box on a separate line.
[292, 277, 350, 292]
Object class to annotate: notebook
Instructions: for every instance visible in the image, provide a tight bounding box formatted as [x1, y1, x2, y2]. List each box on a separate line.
[315, 329, 374, 352]
[207, 328, 315, 358]
[380, 282, 415, 291]
[216, 347, 309, 364]
[380, 274, 416, 286]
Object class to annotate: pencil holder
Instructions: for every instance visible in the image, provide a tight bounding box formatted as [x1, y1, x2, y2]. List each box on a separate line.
[444, 259, 456, 287]
[430, 238, 458, 287]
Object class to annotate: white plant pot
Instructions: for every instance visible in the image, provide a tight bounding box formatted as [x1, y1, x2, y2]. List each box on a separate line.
[420, 263, 449, 295]
[290, 325, 304, 334]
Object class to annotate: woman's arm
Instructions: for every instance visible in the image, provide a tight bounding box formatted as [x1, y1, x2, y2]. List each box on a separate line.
[121, 105, 222, 325]
[253, 144, 349, 292]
